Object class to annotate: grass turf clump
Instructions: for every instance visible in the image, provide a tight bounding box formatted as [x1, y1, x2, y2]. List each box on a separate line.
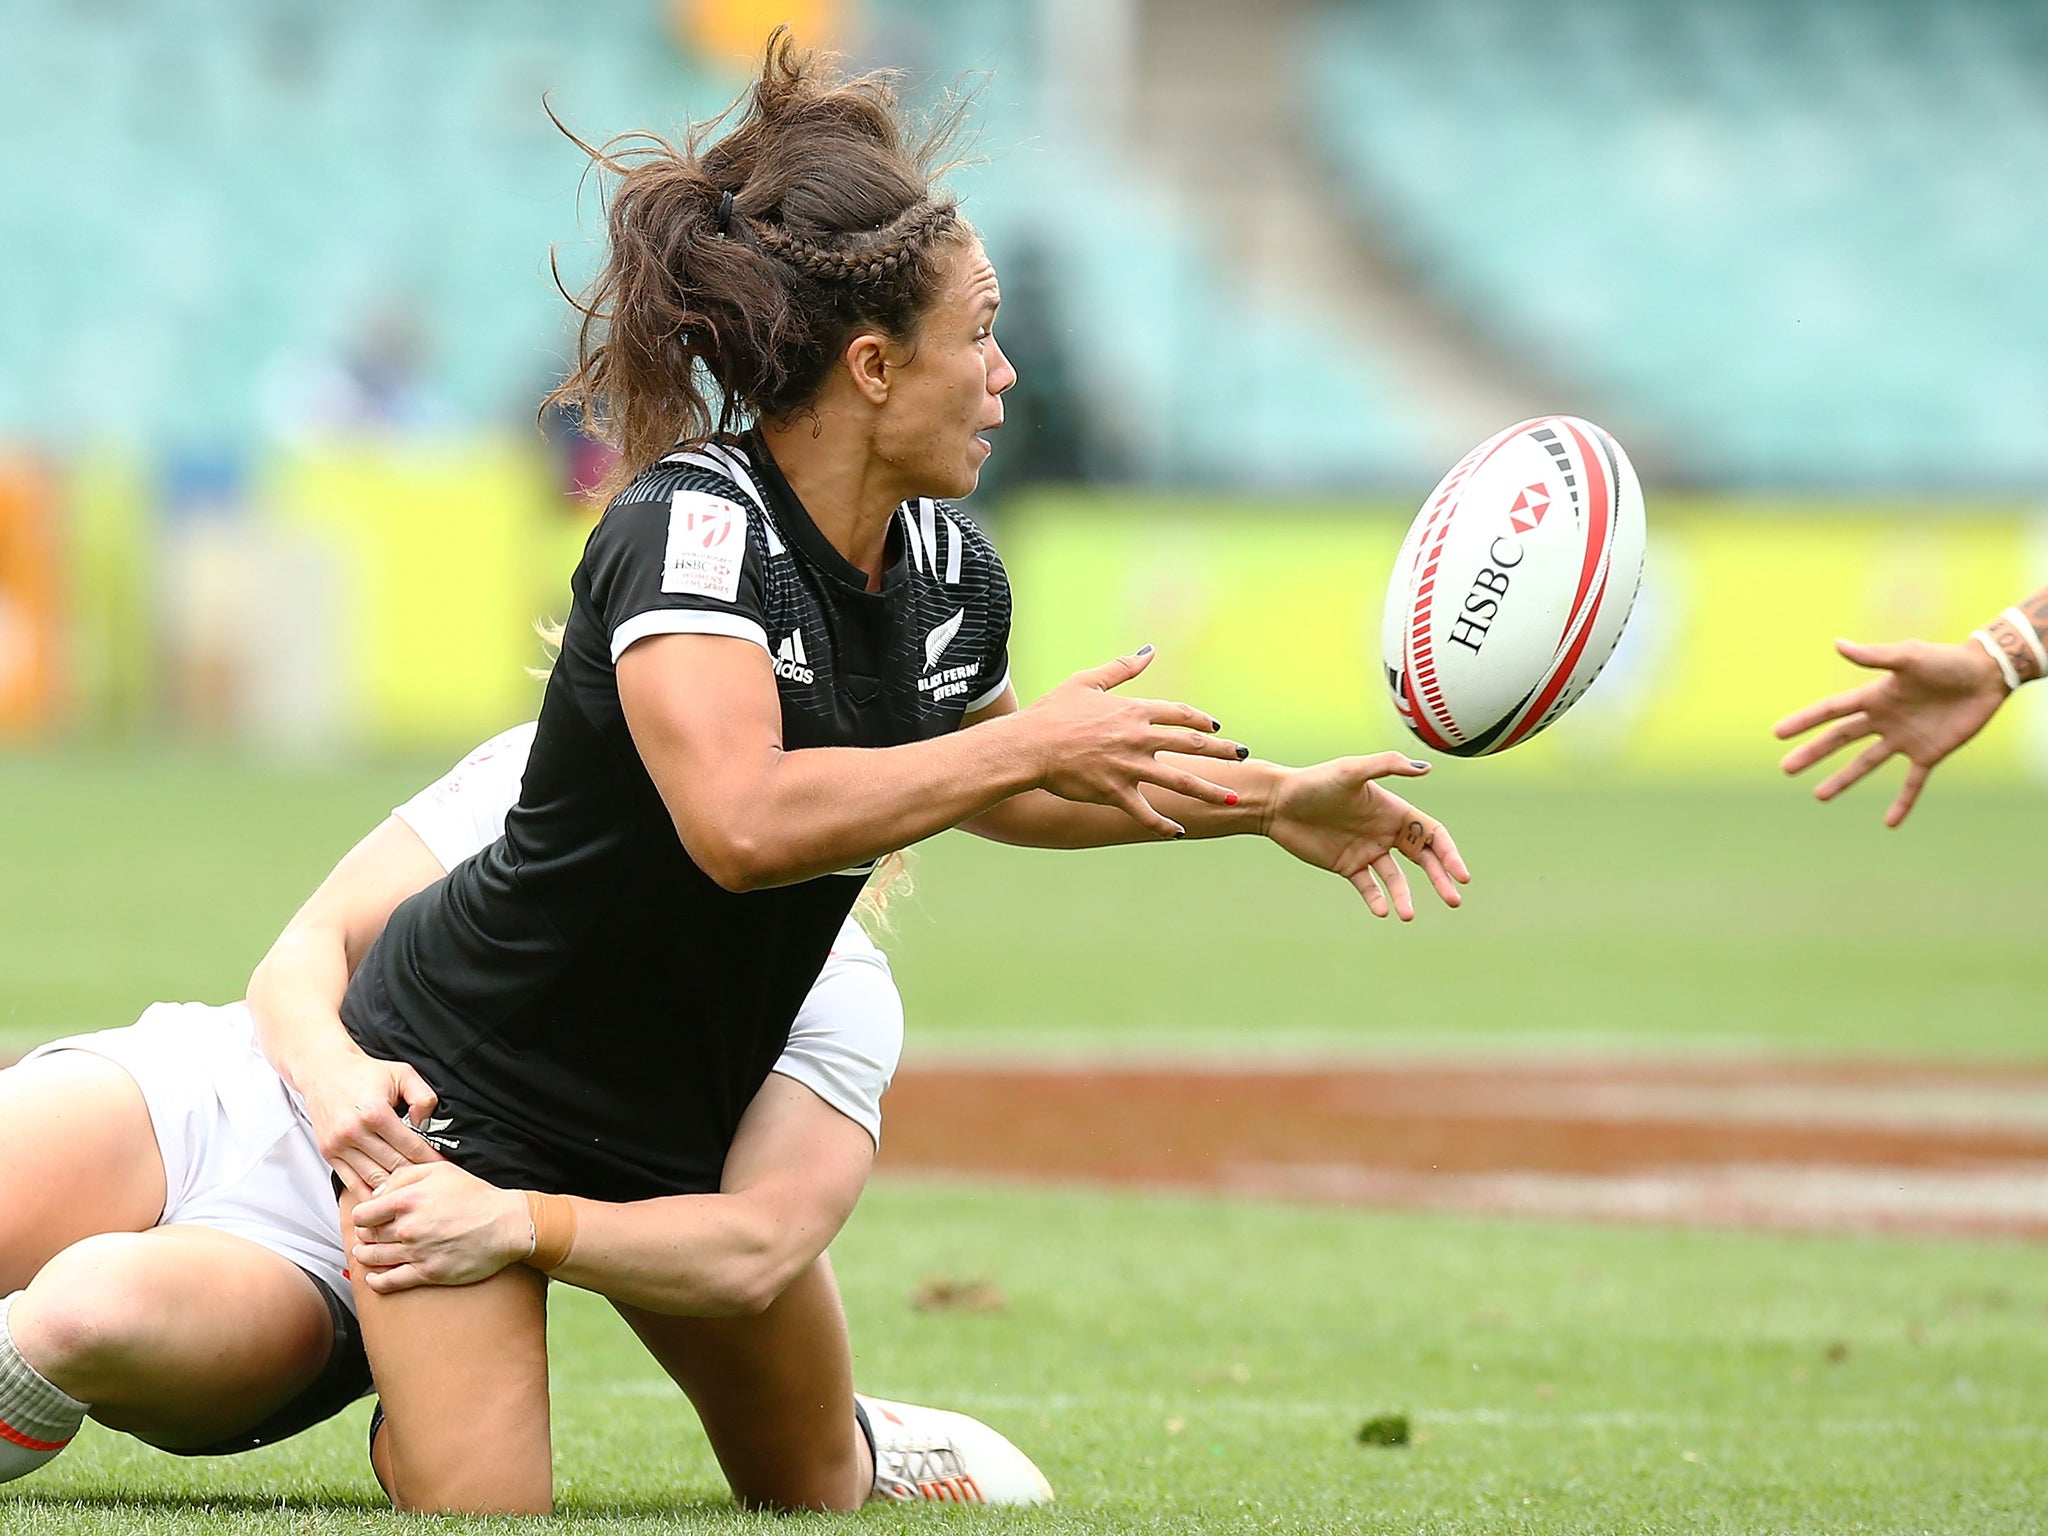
[1357, 1413, 1411, 1447]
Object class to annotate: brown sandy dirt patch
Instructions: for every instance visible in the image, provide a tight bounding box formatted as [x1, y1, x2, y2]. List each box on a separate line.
[876, 1058, 2048, 1239]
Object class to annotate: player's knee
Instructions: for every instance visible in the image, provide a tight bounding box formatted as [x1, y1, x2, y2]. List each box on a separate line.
[382, 1407, 554, 1515]
[733, 1464, 865, 1515]
[722, 1425, 867, 1512]
[16, 1236, 171, 1391]
[387, 1458, 553, 1516]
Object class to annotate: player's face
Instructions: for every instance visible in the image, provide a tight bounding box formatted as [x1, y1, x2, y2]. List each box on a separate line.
[876, 239, 1014, 499]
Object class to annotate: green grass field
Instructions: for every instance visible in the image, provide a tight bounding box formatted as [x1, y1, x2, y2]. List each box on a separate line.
[7, 1189, 2047, 1534]
[3, 748, 2046, 1533]
[8, 748, 2045, 1061]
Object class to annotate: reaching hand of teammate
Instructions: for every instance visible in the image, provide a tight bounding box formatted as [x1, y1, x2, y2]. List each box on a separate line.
[1263, 754, 1470, 919]
[1015, 646, 1246, 838]
[1773, 638, 2009, 827]
[348, 1160, 530, 1292]
[297, 1046, 444, 1198]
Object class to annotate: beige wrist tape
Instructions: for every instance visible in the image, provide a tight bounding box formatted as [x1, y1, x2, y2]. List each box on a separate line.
[523, 1190, 578, 1272]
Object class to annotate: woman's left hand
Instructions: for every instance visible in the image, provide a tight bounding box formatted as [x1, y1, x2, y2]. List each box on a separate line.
[350, 1161, 533, 1293]
[1264, 753, 1471, 919]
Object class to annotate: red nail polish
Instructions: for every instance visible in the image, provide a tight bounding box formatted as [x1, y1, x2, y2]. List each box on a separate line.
[1224, 791, 1240, 806]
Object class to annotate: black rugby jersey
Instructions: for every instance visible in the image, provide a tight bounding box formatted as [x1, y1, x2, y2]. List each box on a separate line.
[341, 432, 1011, 1200]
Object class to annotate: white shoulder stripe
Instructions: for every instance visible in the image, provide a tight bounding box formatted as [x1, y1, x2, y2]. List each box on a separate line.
[901, 505, 926, 572]
[675, 445, 794, 556]
[942, 513, 963, 585]
[919, 499, 939, 579]
[670, 445, 788, 539]
[693, 443, 768, 513]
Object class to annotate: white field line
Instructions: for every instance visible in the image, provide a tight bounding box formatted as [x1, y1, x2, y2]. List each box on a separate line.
[898, 1034, 2048, 1080]
[1225, 1161, 2048, 1235]
[568, 1380, 2047, 1440]
[1379, 1082, 2048, 1133]
[868, 1163, 2048, 1241]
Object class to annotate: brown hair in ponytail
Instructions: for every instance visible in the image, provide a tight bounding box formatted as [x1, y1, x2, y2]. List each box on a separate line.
[545, 28, 972, 496]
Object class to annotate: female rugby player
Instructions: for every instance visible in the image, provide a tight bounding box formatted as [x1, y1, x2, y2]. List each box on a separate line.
[279, 32, 1471, 1515]
[0, 725, 1049, 1506]
[1776, 584, 2048, 825]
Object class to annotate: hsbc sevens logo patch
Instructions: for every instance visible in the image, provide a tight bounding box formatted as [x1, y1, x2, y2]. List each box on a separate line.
[662, 491, 745, 602]
[1508, 483, 1550, 535]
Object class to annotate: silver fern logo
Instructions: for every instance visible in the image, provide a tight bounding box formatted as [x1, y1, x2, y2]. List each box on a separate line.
[924, 609, 965, 671]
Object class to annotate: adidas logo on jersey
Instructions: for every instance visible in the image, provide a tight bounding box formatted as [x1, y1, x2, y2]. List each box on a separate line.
[775, 628, 815, 685]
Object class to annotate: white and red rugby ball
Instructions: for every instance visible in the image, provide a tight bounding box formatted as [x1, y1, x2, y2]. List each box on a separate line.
[1383, 416, 1644, 757]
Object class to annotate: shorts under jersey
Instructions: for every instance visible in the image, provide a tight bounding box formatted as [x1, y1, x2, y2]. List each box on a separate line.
[343, 432, 1007, 1200]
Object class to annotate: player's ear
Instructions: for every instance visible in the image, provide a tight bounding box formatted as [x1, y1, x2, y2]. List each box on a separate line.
[843, 331, 893, 406]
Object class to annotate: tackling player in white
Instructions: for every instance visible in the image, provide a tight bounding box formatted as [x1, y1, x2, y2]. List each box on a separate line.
[0, 724, 1048, 1507]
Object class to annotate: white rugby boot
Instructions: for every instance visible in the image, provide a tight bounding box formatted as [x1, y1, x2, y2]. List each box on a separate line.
[855, 1393, 1054, 1506]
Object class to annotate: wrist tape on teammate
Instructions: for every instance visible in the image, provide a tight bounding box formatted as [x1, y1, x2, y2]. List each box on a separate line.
[1997, 606, 2048, 679]
[1969, 629, 2023, 692]
[523, 1191, 578, 1272]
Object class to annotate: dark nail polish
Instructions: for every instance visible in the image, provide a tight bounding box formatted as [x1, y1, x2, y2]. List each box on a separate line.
[1235, 745, 1249, 760]
[1136, 643, 1154, 656]
[1409, 759, 1430, 770]
[1173, 827, 1187, 839]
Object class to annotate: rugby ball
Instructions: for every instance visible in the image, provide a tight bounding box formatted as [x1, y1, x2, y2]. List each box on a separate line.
[1382, 416, 1644, 757]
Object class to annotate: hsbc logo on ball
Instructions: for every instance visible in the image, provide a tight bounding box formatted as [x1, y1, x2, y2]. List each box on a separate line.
[1444, 484, 1549, 654]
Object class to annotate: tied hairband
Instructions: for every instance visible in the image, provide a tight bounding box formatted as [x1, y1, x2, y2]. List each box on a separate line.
[716, 189, 735, 237]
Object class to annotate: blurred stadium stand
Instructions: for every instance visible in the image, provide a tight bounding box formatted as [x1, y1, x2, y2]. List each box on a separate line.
[10, 0, 2038, 489]
[3, 0, 2045, 748]
[1303, 0, 2048, 490]
[0, 0, 710, 444]
[0, 0, 1437, 486]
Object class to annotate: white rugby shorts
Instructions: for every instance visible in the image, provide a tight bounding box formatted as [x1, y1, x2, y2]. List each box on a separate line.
[16, 937, 901, 1318]
[21, 1001, 353, 1311]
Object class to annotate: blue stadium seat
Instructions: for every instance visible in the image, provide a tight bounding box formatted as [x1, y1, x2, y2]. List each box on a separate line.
[1301, 0, 2048, 489]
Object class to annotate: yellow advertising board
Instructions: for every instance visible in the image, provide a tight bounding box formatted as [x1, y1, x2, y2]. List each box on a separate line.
[263, 439, 570, 747]
[994, 492, 2048, 780]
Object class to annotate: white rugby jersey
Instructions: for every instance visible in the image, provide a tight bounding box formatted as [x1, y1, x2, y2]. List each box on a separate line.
[342, 432, 1007, 1198]
[391, 722, 900, 1148]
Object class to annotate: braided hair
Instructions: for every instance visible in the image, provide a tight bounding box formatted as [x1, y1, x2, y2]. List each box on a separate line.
[546, 28, 972, 495]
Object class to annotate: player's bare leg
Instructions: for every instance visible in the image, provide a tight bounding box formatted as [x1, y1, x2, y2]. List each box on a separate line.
[0, 1052, 165, 1291]
[0, 1051, 273, 1480]
[5, 1226, 334, 1448]
[614, 1255, 868, 1512]
[342, 1188, 552, 1514]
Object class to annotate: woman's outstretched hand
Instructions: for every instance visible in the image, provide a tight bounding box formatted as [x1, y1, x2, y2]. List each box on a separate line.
[349, 1160, 532, 1293]
[1015, 646, 1247, 839]
[1773, 638, 2009, 827]
[1263, 753, 1471, 919]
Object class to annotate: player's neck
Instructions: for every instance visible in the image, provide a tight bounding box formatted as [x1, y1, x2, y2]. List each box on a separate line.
[757, 417, 905, 590]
